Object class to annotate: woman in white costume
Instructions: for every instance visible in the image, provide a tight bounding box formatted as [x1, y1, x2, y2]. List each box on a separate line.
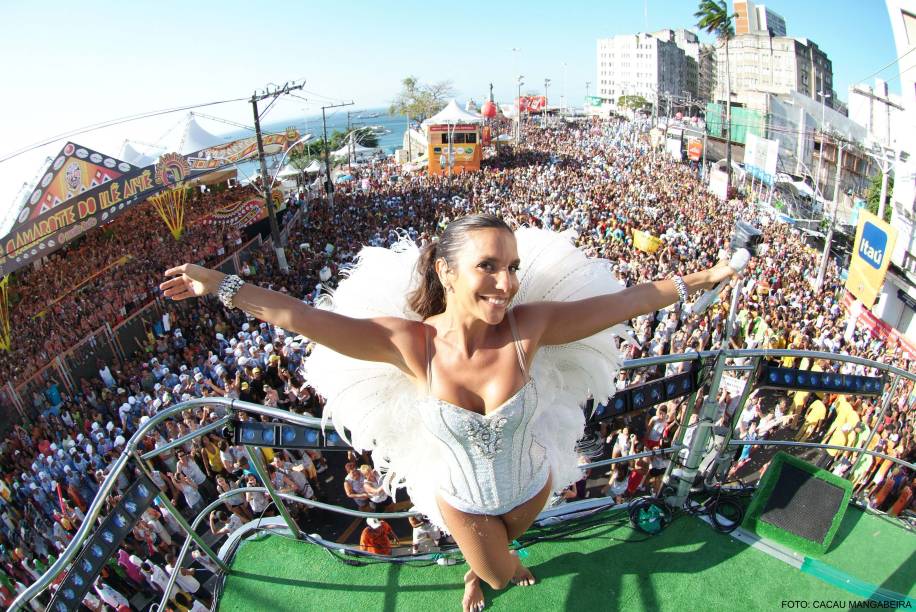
[161, 215, 735, 612]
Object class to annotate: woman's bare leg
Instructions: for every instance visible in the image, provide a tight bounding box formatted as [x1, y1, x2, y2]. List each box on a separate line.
[436, 496, 517, 611]
[500, 474, 553, 586]
[435, 474, 553, 609]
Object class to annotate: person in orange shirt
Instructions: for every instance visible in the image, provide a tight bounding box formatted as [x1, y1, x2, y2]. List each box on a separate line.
[360, 518, 398, 555]
[889, 482, 913, 517]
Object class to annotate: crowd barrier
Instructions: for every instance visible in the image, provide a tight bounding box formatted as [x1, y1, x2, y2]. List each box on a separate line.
[1, 234, 265, 424]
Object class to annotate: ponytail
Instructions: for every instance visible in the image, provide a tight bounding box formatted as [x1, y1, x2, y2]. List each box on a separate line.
[409, 242, 446, 319]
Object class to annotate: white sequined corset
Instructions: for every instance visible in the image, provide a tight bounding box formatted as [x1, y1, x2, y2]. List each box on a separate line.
[420, 378, 550, 515]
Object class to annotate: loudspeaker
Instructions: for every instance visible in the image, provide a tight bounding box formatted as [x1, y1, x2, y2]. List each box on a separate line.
[742, 452, 852, 555]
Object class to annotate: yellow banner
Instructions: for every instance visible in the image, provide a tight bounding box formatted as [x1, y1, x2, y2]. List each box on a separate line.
[632, 229, 663, 253]
[845, 210, 897, 309]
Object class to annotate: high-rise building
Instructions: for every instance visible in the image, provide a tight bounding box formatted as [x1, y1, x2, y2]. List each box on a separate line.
[735, 0, 787, 36]
[596, 33, 686, 108]
[713, 34, 833, 107]
[653, 29, 698, 99]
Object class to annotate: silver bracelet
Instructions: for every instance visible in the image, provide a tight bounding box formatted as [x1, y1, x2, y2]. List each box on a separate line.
[672, 276, 689, 303]
[217, 274, 245, 310]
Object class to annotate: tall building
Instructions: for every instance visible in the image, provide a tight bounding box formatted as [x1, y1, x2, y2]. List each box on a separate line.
[651, 29, 716, 102]
[735, 0, 787, 36]
[596, 33, 686, 108]
[713, 34, 833, 106]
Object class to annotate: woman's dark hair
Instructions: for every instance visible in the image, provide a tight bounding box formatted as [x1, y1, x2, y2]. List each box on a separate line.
[408, 214, 513, 319]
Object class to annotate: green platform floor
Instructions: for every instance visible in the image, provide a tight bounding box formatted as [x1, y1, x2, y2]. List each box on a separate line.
[219, 507, 915, 611]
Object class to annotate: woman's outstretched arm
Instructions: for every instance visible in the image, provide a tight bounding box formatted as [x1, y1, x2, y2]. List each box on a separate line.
[522, 264, 735, 348]
[160, 264, 419, 373]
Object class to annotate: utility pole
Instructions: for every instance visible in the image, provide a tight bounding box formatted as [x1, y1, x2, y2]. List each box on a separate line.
[406, 113, 412, 162]
[320, 101, 354, 211]
[543, 78, 551, 128]
[346, 111, 353, 168]
[516, 75, 524, 146]
[251, 80, 304, 274]
[815, 137, 846, 290]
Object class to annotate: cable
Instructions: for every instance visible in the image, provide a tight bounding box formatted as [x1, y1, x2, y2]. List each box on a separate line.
[627, 496, 674, 535]
[0, 96, 249, 164]
[855, 46, 916, 86]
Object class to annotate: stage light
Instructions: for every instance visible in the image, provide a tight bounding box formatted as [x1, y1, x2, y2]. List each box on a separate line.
[594, 361, 701, 422]
[233, 421, 350, 450]
[49, 476, 159, 612]
[757, 365, 884, 397]
[612, 394, 629, 415]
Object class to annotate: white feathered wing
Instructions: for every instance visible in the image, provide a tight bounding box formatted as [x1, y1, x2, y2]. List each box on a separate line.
[305, 227, 628, 532]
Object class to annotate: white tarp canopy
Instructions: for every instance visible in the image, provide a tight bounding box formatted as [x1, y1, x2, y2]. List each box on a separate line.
[304, 160, 323, 173]
[155, 113, 226, 155]
[331, 141, 381, 160]
[117, 140, 160, 168]
[422, 99, 483, 126]
[277, 164, 302, 178]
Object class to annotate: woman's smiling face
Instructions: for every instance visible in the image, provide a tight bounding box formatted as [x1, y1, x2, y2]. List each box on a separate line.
[439, 228, 520, 326]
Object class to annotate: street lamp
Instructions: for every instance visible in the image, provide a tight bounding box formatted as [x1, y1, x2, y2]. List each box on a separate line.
[268, 133, 314, 191]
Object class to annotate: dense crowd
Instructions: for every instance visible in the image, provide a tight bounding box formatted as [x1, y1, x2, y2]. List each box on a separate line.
[0, 116, 913, 609]
[0, 185, 260, 387]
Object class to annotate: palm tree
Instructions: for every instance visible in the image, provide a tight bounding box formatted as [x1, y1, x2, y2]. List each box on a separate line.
[695, 0, 736, 185]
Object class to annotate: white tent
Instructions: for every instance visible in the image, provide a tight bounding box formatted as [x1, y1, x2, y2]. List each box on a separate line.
[422, 99, 483, 126]
[304, 160, 323, 173]
[155, 113, 227, 155]
[276, 164, 302, 179]
[117, 140, 160, 168]
[331, 141, 380, 160]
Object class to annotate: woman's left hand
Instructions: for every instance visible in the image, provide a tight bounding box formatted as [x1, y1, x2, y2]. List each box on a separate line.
[705, 261, 740, 290]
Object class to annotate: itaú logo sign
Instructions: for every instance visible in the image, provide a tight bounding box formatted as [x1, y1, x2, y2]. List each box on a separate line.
[859, 221, 887, 269]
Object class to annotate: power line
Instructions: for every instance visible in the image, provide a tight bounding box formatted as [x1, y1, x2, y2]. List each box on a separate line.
[0, 96, 248, 164]
[855, 46, 916, 86]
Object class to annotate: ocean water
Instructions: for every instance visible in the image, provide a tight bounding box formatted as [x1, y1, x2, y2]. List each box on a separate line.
[225, 107, 409, 182]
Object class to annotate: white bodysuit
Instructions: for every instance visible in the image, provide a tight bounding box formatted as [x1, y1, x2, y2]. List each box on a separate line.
[421, 312, 550, 515]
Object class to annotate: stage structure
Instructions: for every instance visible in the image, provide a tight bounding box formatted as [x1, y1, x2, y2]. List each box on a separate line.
[0, 127, 301, 278]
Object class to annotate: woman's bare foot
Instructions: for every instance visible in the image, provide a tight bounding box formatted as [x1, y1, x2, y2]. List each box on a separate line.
[509, 550, 536, 586]
[463, 569, 485, 612]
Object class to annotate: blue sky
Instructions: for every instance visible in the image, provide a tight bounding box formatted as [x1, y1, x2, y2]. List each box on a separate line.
[0, 0, 901, 224]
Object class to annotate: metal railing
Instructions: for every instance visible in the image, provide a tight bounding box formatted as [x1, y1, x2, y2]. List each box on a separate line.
[10, 349, 916, 611]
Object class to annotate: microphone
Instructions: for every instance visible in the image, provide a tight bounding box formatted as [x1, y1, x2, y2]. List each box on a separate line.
[688, 248, 752, 316]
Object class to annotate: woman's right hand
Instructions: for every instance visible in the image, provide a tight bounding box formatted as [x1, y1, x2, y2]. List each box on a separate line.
[160, 264, 225, 301]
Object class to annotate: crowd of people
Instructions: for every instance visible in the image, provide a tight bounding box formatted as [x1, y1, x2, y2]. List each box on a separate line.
[0, 116, 913, 609]
[0, 185, 261, 388]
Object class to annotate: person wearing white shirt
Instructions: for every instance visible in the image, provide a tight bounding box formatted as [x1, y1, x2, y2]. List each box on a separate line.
[165, 553, 201, 596]
[93, 579, 129, 609]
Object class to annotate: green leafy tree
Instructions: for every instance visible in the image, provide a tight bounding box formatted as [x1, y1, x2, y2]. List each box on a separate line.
[618, 95, 650, 111]
[865, 170, 893, 222]
[696, 0, 735, 181]
[389, 76, 454, 124]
